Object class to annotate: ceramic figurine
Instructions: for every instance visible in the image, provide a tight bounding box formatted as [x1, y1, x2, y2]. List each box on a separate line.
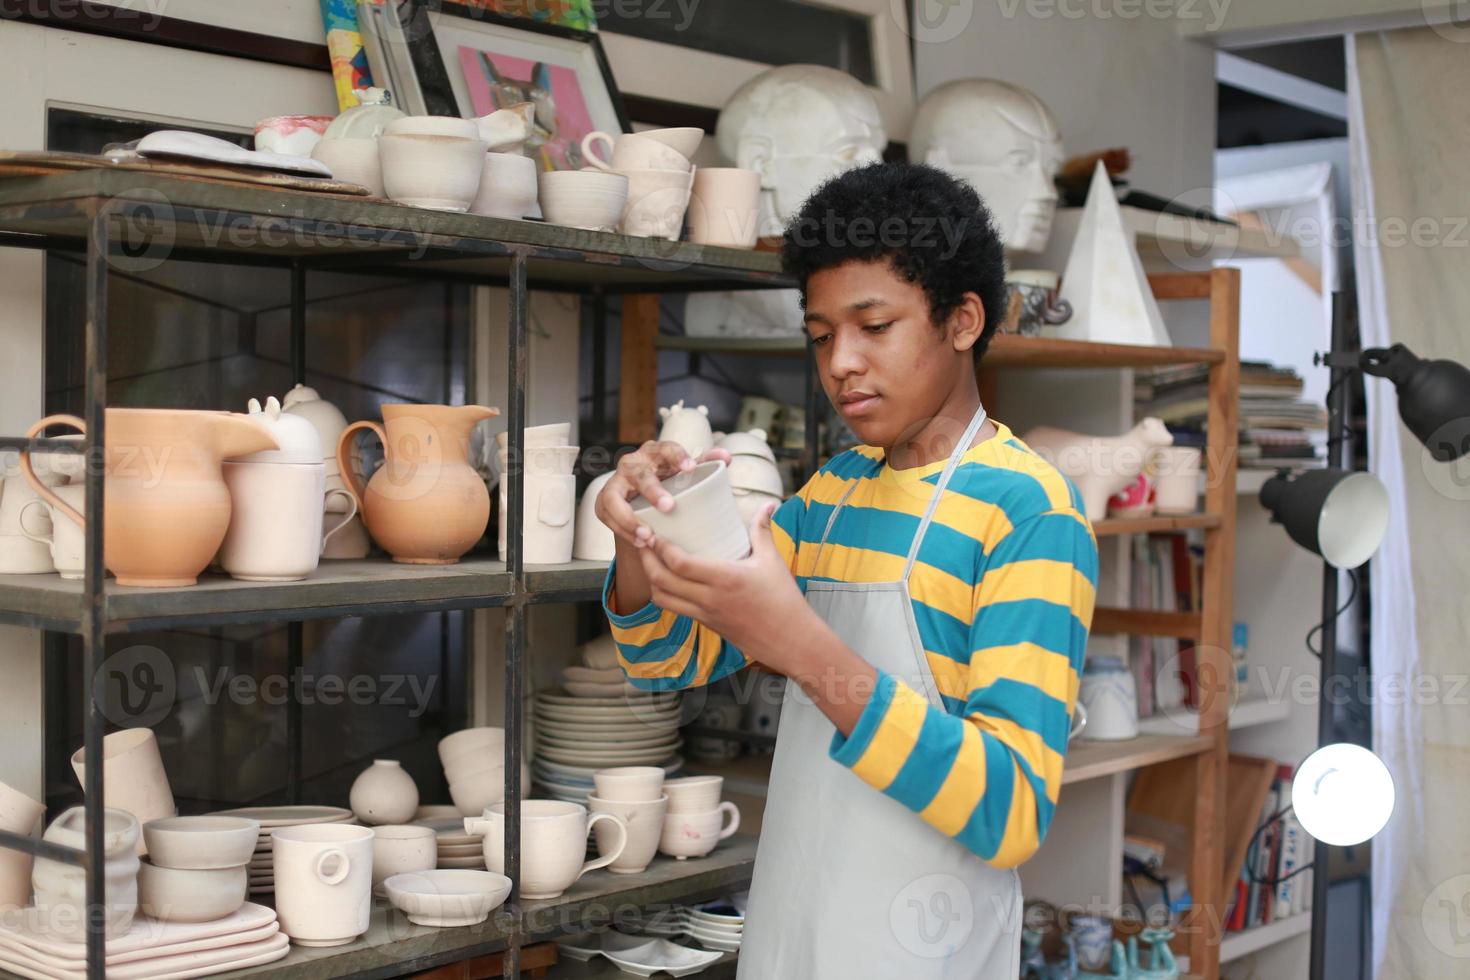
[910, 79, 1064, 254]
[20, 410, 278, 587]
[337, 404, 499, 564]
[1020, 419, 1174, 521]
[657, 400, 714, 457]
[1123, 928, 1179, 979]
[1005, 269, 1073, 336]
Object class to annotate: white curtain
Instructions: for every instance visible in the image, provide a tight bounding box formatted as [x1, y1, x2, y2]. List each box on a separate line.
[1348, 29, 1470, 980]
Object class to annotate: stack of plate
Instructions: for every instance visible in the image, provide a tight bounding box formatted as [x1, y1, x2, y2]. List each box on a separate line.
[210, 805, 354, 895]
[683, 902, 744, 953]
[559, 665, 642, 699]
[411, 815, 486, 870]
[531, 691, 685, 800]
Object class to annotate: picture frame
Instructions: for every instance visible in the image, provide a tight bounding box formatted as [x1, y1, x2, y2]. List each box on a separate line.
[393, 1, 630, 171]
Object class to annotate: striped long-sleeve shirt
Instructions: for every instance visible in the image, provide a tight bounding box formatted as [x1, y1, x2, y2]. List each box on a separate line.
[603, 420, 1098, 868]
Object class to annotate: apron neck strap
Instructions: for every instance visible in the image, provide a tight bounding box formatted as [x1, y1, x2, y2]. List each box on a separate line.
[902, 403, 989, 576]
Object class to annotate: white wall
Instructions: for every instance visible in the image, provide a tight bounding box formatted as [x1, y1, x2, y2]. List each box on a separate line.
[92, 0, 327, 43]
[1180, 0, 1463, 45]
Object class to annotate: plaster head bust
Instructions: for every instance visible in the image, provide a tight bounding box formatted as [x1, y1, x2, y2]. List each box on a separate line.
[717, 64, 887, 237]
[909, 79, 1064, 254]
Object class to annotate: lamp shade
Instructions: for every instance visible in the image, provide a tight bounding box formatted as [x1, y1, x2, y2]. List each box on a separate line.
[1292, 743, 1395, 847]
[1259, 468, 1389, 570]
[1361, 344, 1470, 461]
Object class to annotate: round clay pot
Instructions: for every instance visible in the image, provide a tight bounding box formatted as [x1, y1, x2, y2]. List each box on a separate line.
[0, 779, 45, 910]
[272, 824, 374, 947]
[32, 807, 140, 940]
[349, 760, 419, 826]
[370, 825, 437, 897]
[138, 860, 247, 923]
[70, 728, 176, 854]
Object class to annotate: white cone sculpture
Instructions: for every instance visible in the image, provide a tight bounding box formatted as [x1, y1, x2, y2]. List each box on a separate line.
[1055, 162, 1172, 347]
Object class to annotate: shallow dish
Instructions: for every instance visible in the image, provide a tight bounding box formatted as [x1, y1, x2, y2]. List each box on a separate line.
[143, 816, 260, 870]
[602, 938, 724, 978]
[384, 870, 511, 927]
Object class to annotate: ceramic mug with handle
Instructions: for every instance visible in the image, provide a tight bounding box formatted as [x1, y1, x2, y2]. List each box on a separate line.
[465, 800, 627, 900]
[581, 131, 691, 173]
[20, 491, 83, 579]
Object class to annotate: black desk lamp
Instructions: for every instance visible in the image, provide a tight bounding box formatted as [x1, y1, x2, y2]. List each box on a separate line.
[1257, 297, 1470, 980]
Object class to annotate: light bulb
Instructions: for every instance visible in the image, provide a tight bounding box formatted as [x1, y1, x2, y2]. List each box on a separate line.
[1292, 743, 1395, 846]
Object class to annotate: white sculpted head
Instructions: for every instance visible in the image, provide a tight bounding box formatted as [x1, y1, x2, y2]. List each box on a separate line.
[717, 64, 887, 237]
[909, 79, 1064, 253]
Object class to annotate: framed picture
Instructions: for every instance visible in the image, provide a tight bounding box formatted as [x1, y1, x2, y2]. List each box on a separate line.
[398, 1, 629, 171]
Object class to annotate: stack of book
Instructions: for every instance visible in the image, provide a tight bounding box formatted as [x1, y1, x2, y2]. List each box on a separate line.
[1129, 532, 1202, 718]
[1136, 361, 1327, 470]
[1226, 764, 1313, 932]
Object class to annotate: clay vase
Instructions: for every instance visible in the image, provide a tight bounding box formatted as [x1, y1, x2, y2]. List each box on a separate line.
[348, 759, 419, 826]
[1019, 417, 1174, 521]
[70, 728, 176, 855]
[20, 410, 280, 586]
[31, 807, 140, 941]
[0, 779, 45, 911]
[336, 404, 500, 564]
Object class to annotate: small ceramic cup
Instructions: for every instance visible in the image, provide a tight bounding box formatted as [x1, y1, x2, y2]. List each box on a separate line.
[587, 794, 668, 874]
[688, 168, 762, 249]
[439, 726, 508, 767]
[592, 767, 665, 803]
[662, 775, 723, 814]
[630, 461, 749, 561]
[471, 151, 539, 219]
[0, 778, 45, 911]
[371, 825, 437, 897]
[1151, 446, 1202, 514]
[658, 802, 739, 860]
[582, 131, 692, 173]
[538, 170, 628, 232]
[272, 824, 375, 947]
[19, 491, 83, 578]
[311, 137, 384, 196]
[618, 167, 695, 241]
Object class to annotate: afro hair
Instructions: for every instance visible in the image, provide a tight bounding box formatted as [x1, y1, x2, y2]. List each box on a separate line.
[780, 162, 1009, 365]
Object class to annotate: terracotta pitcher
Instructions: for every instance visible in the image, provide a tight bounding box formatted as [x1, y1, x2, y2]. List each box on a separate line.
[336, 404, 499, 564]
[20, 410, 280, 587]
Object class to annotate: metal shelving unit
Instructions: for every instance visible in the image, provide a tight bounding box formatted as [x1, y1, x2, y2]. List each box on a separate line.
[0, 170, 794, 980]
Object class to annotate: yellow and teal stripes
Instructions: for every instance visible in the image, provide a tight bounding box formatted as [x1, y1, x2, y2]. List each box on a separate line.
[603, 421, 1098, 867]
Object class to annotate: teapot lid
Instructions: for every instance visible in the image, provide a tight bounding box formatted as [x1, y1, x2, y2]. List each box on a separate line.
[239, 396, 324, 464]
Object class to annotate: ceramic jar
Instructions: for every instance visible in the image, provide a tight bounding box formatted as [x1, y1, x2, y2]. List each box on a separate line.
[70, 728, 176, 854]
[370, 825, 437, 897]
[688, 168, 762, 249]
[20, 410, 279, 587]
[349, 760, 420, 826]
[272, 824, 375, 947]
[573, 472, 616, 562]
[587, 794, 668, 874]
[0, 779, 45, 910]
[657, 401, 713, 457]
[18, 486, 84, 579]
[1151, 446, 1202, 515]
[471, 152, 538, 219]
[1078, 657, 1139, 741]
[32, 807, 140, 940]
[220, 397, 358, 582]
[631, 461, 750, 561]
[465, 800, 627, 900]
[659, 802, 739, 860]
[337, 404, 500, 564]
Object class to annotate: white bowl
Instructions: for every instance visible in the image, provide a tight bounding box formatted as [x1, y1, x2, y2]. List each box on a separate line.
[142, 816, 260, 871]
[581, 634, 619, 670]
[471, 151, 539, 219]
[631, 461, 750, 561]
[311, 137, 383, 196]
[716, 429, 776, 462]
[384, 116, 480, 140]
[662, 776, 723, 814]
[449, 771, 508, 817]
[636, 127, 704, 159]
[539, 170, 628, 231]
[618, 167, 695, 240]
[439, 728, 506, 767]
[138, 860, 248, 923]
[379, 133, 486, 212]
[726, 455, 783, 497]
[384, 869, 512, 927]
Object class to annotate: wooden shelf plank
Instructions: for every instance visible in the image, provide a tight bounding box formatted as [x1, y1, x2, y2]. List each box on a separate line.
[1091, 513, 1221, 536]
[1136, 696, 1293, 736]
[984, 334, 1224, 369]
[0, 559, 610, 634]
[655, 335, 807, 357]
[1090, 608, 1202, 639]
[1218, 912, 1312, 964]
[1062, 734, 1213, 785]
[223, 840, 756, 980]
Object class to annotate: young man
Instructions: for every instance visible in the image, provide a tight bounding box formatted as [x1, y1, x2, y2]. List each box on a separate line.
[596, 163, 1098, 977]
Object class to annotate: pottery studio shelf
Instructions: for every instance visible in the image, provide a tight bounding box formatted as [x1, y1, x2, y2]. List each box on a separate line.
[0, 170, 792, 292]
[211, 841, 756, 980]
[0, 559, 610, 634]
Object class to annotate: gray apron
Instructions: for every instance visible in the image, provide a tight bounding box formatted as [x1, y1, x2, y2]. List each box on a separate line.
[738, 403, 1022, 979]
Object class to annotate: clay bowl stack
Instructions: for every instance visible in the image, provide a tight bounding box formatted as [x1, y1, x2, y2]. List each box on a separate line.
[715, 429, 784, 523]
[209, 806, 354, 896]
[531, 690, 684, 804]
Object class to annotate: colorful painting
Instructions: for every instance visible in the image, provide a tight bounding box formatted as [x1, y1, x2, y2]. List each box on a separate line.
[457, 46, 596, 171]
[458, 0, 598, 32]
[320, 0, 377, 110]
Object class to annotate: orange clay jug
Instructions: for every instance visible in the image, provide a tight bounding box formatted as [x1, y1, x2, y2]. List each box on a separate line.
[20, 410, 280, 587]
[336, 404, 499, 564]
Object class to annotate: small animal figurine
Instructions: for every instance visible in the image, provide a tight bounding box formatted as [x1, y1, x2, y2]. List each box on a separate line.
[657, 400, 714, 457]
[1123, 927, 1179, 980]
[1020, 418, 1174, 521]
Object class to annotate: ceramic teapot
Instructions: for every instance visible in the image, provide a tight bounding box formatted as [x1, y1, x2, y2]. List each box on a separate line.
[337, 404, 500, 564]
[20, 410, 279, 587]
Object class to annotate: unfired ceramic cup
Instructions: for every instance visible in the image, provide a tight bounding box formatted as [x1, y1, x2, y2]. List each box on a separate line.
[272, 824, 374, 947]
[19, 492, 83, 579]
[538, 170, 628, 232]
[371, 825, 437, 897]
[311, 138, 384, 196]
[582, 131, 692, 173]
[634, 127, 704, 158]
[471, 151, 539, 219]
[592, 767, 665, 802]
[631, 462, 749, 561]
[587, 794, 668, 875]
[662, 775, 723, 814]
[618, 167, 695, 240]
[688, 168, 762, 248]
[465, 800, 627, 900]
[495, 423, 572, 451]
[659, 802, 739, 860]
[1151, 446, 1202, 514]
[70, 728, 176, 855]
[0, 778, 45, 910]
